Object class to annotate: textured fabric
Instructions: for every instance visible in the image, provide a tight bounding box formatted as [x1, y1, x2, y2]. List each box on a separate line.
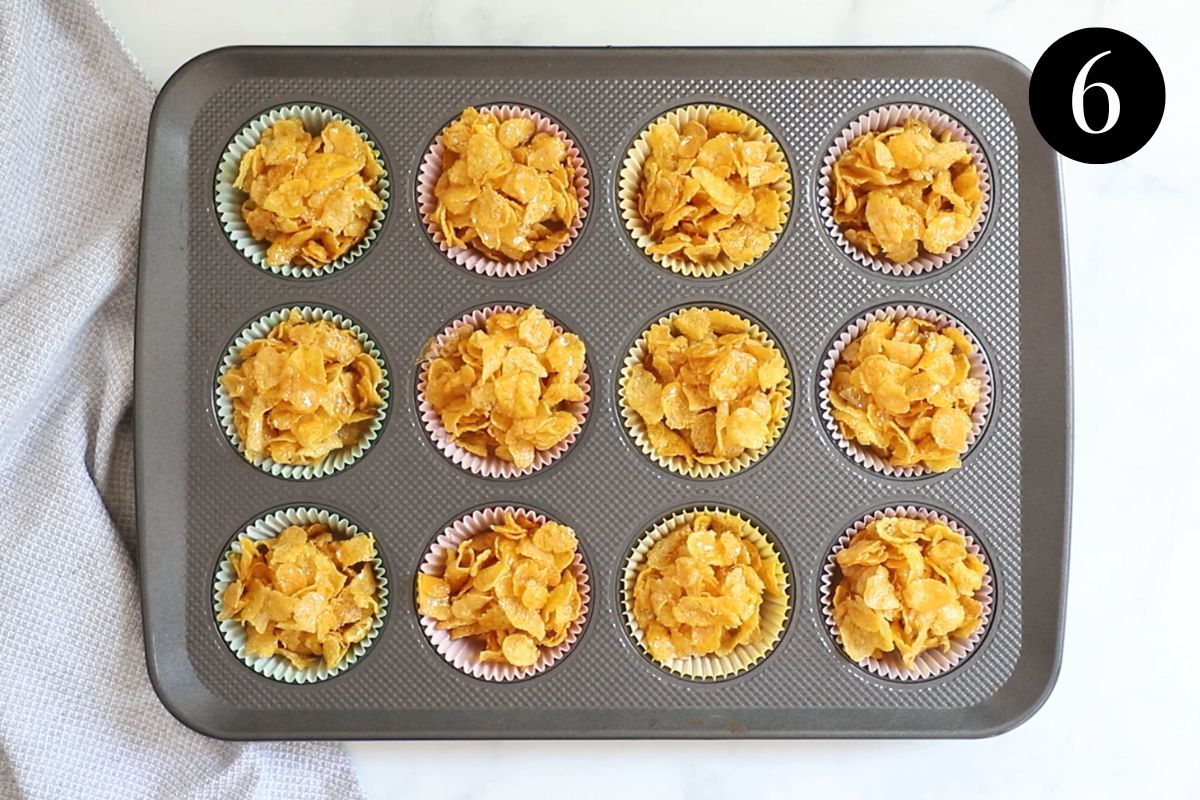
[0, 2, 363, 797]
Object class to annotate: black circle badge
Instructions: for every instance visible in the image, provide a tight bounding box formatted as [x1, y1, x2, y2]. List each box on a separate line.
[1029, 28, 1165, 164]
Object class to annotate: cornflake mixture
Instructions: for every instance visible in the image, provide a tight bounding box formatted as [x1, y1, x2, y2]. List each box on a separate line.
[235, 118, 384, 267]
[828, 316, 981, 473]
[631, 512, 786, 663]
[832, 515, 986, 666]
[218, 523, 381, 671]
[431, 107, 580, 262]
[831, 118, 983, 264]
[424, 306, 585, 470]
[416, 512, 583, 668]
[623, 308, 788, 468]
[220, 311, 384, 466]
[637, 108, 789, 268]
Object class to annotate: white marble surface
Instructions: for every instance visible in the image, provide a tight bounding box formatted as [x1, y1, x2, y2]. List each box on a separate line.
[94, 0, 1198, 797]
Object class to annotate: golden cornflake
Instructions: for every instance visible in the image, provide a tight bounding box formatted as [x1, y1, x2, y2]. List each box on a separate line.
[831, 118, 983, 264]
[218, 523, 381, 671]
[637, 108, 789, 268]
[424, 306, 585, 470]
[220, 311, 384, 466]
[631, 512, 785, 663]
[431, 108, 580, 262]
[829, 316, 980, 473]
[416, 512, 584, 668]
[235, 118, 384, 268]
[624, 308, 788, 468]
[832, 515, 987, 666]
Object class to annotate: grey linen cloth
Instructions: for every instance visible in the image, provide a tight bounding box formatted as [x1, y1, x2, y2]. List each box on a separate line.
[0, 2, 364, 797]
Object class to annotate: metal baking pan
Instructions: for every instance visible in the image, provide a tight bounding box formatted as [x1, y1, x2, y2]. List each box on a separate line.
[135, 46, 1071, 739]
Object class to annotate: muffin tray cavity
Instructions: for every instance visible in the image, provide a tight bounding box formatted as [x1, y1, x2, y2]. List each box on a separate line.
[136, 46, 1070, 739]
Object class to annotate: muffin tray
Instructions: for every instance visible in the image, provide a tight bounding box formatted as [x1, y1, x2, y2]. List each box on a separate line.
[135, 46, 1071, 739]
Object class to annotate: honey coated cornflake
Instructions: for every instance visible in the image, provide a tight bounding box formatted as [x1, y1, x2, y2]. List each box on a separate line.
[632, 512, 785, 663]
[431, 107, 580, 262]
[831, 118, 983, 264]
[416, 512, 583, 668]
[235, 118, 384, 267]
[220, 311, 384, 466]
[637, 107, 789, 268]
[832, 515, 987, 666]
[829, 316, 980, 473]
[424, 306, 585, 470]
[218, 523, 381, 670]
[624, 308, 788, 467]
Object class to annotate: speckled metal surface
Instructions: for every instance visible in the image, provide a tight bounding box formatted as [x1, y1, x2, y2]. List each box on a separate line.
[135, 47, 1070, 739]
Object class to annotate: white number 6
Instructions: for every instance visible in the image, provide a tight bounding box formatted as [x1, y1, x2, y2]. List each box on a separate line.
[1072, 51, 1120, 134]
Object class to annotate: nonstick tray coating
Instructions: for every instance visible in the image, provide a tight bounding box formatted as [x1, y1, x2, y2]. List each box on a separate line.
[135, 46, 1070, 739]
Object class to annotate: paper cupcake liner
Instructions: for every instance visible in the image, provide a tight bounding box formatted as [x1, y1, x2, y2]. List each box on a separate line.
[215, 306, 390, 479]
[418, 105, 590, 277]
[818, 304, 991, 478]
[212, 506, 389, 684]
[417, 506, 590, 681]
[619, 104, 792, 278]
[619, 306, 791, 478]
[215, 104, 391, 278]
[820, 505, 993, 681]
[621, 507, 790, 680]
[417, 305, 590, 478]
[817, 103, 992, 277]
